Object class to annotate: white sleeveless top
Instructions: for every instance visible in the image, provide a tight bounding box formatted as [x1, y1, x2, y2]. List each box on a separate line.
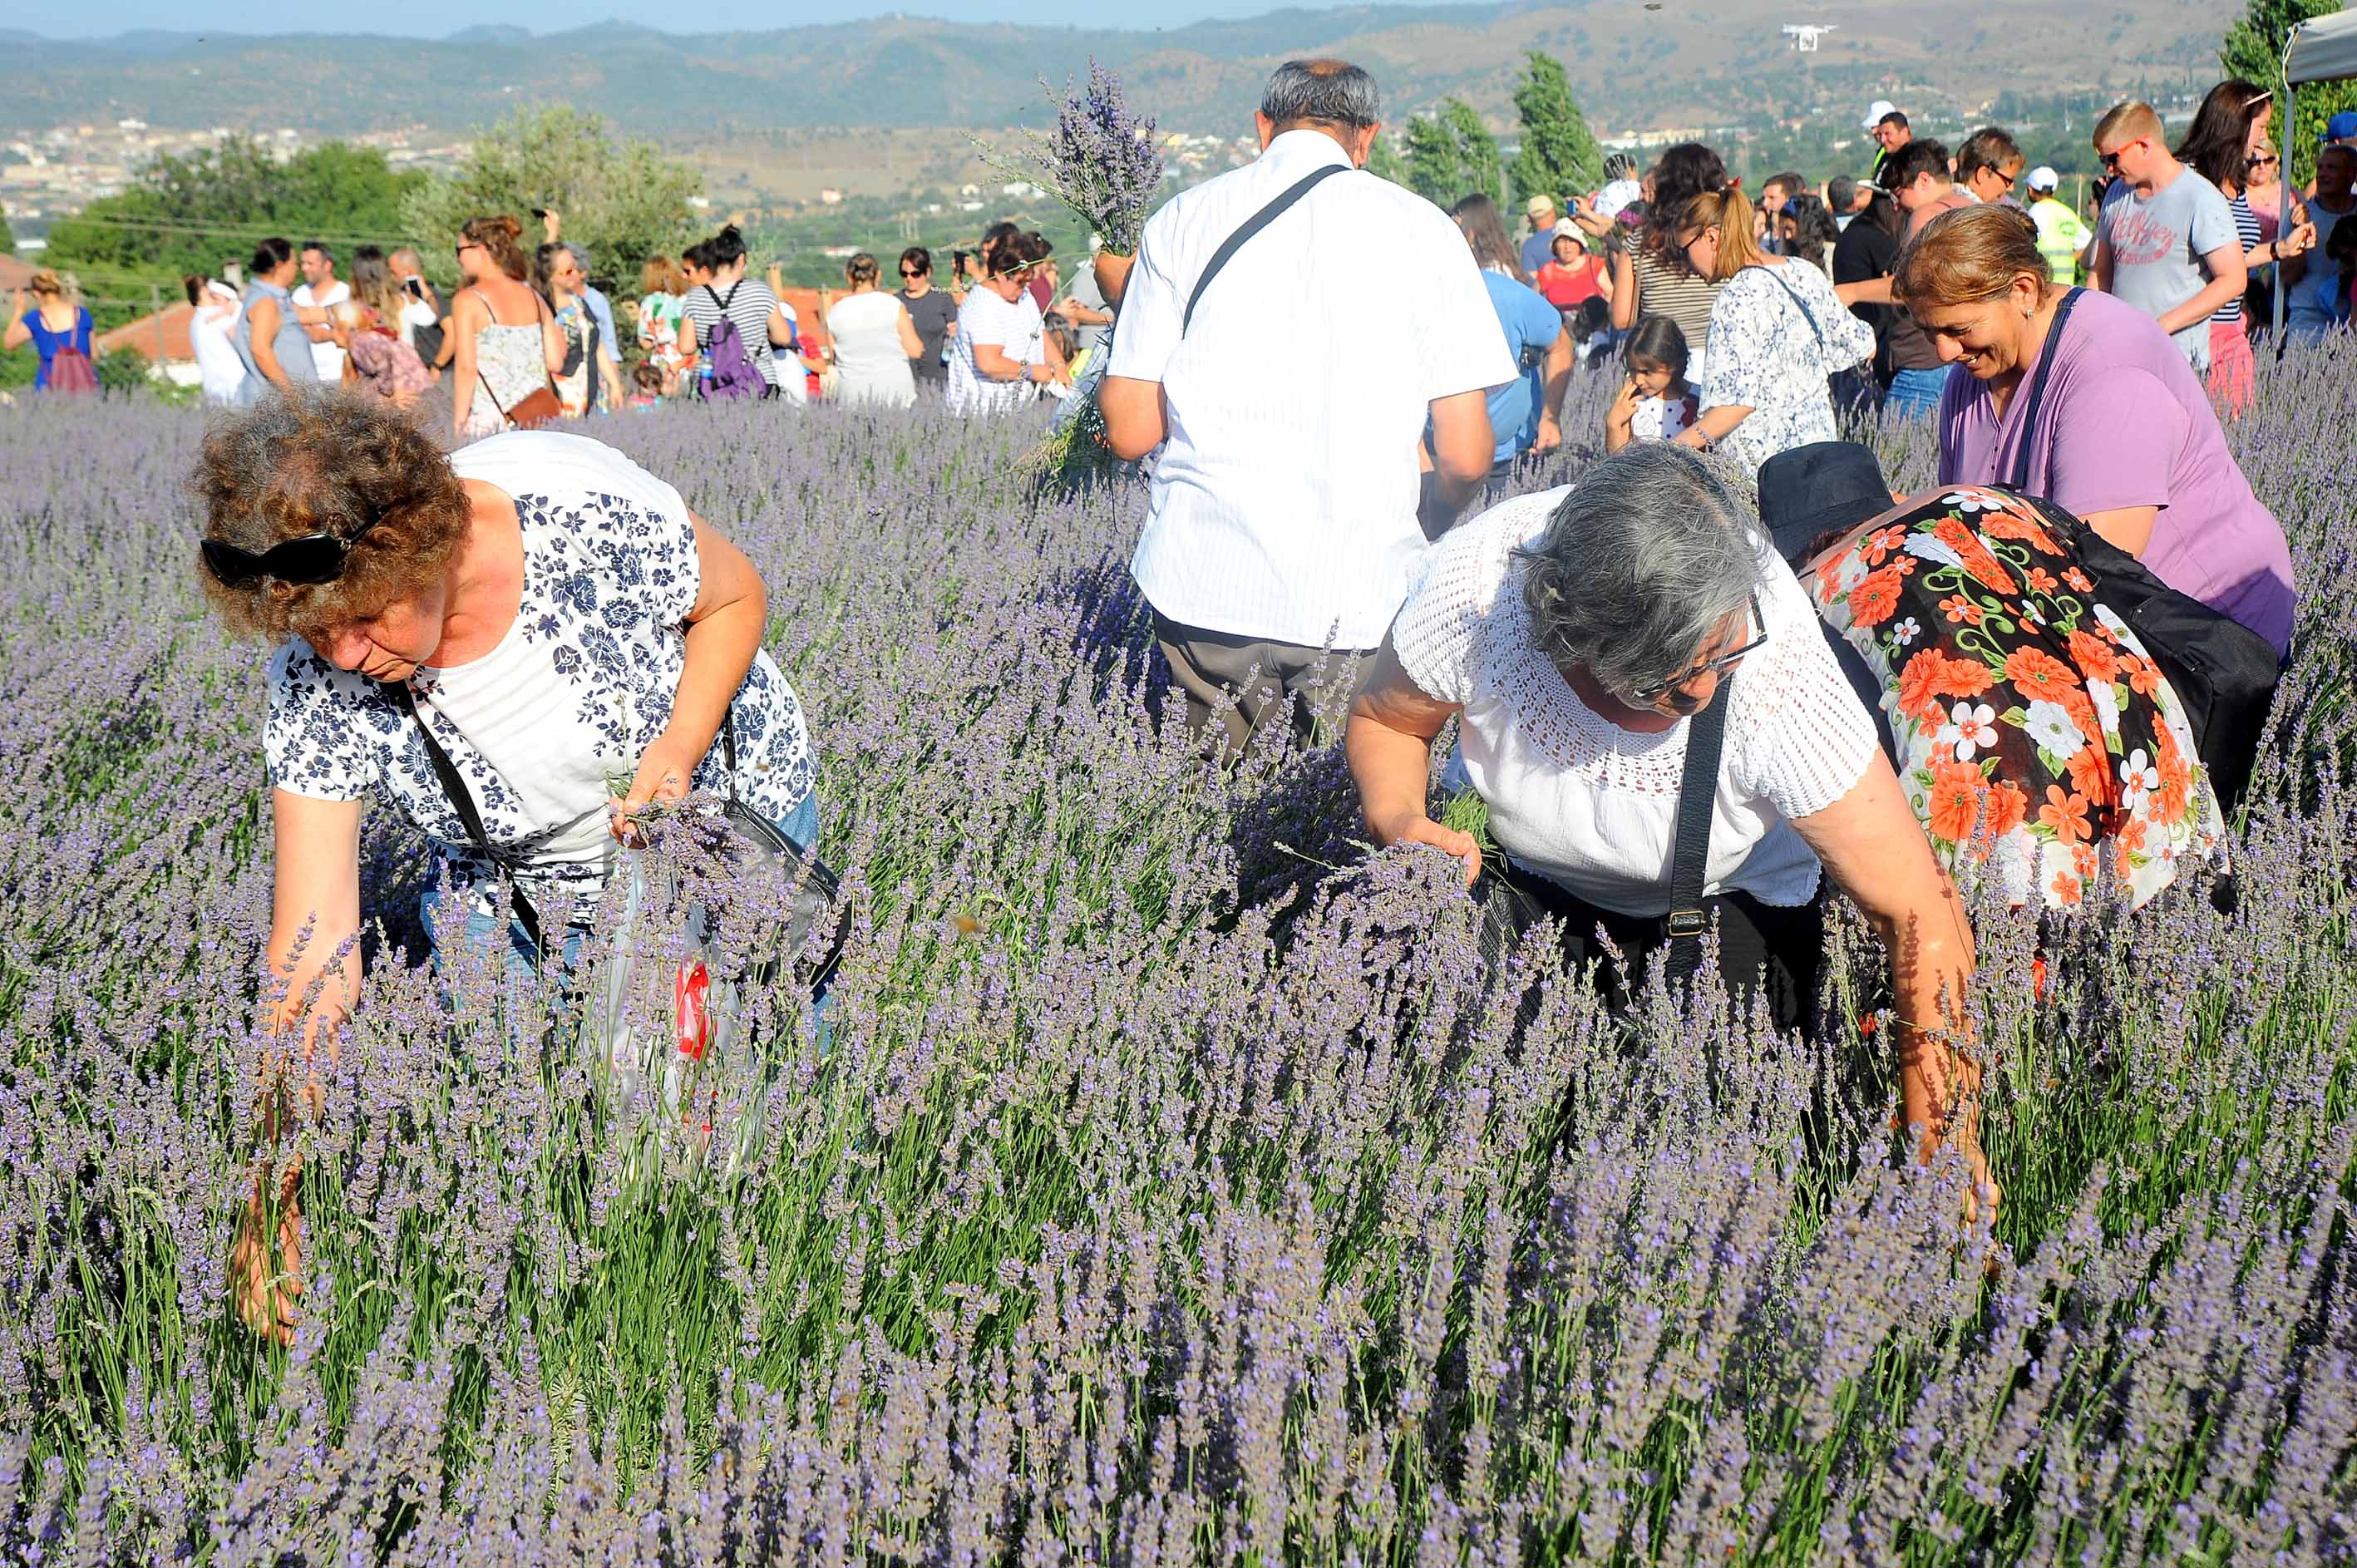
[826, 291, 917, 409]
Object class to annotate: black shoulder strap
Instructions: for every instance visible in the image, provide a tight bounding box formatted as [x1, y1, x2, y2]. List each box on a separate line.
[1664, 677, 1732, 984]
[2009, 287, 2081, 492]
[1182, 162, 1350, 334]
[382, 680, 544, 955]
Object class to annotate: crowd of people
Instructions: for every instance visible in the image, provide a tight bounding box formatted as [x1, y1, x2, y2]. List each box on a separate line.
[184, 57, 2325, 1335]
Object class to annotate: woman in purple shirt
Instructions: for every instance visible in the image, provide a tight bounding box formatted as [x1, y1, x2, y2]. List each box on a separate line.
[1897, 205, 2295, 657]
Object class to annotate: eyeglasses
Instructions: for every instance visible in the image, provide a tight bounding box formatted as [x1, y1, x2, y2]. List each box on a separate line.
[2249, 154, 2281, 167]
[899, 268, 924, 278]
[453, 241, 482, 259]
[201, 516, 385, 588]
[1625, 594, 1768, 705]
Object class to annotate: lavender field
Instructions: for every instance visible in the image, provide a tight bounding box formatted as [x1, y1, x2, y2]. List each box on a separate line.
[3, 352, 2357, 1565]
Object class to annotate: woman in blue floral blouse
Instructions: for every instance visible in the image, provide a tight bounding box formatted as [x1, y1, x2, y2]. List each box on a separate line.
[194, 388, 819, 1338]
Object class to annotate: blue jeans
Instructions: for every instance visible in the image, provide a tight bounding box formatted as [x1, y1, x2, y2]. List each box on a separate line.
[422, 789, 824, 977]
[1883, 367, 1949, 421]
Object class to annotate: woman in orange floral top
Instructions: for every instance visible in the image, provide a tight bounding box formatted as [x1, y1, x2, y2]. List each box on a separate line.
[1759, 442, 2224, 910]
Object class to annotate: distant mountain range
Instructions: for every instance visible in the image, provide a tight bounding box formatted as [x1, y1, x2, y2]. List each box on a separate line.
[0, 2, 2225, 141]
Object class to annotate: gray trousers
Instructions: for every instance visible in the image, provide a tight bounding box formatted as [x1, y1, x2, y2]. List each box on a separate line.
[1151, 609, 1370, 757]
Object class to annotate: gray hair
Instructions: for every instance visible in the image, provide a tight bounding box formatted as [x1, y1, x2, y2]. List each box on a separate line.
[1604, 151, 1637, 180]
[565, 241, 594, 276]
[1518, 443, 1766, 698]
[1260, 59, 1382, 128]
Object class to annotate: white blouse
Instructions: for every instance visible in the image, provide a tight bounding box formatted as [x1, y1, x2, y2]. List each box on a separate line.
[265, 431, 816, 912]
[1391, 487, 1879, 916]
[1699, 259, 1877, 474]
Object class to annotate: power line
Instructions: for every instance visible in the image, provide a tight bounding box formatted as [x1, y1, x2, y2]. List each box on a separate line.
[36, 210, 433, 249]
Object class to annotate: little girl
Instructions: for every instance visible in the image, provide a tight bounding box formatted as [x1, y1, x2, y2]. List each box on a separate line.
[625, 361, 663, 412]
[1602, 317, 1699, 453]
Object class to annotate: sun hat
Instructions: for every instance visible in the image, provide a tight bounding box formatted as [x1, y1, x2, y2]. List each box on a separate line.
[1526, 194, 1557, 216]
[2324, 110, 2357, 144]
[2026, 165, 2059, 193]
[1862, 99, 1897, 131]
[1756, 441, 1895, 564]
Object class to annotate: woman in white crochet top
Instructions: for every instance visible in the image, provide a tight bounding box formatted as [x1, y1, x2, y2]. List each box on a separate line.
[1347, 443, 1990, 1211]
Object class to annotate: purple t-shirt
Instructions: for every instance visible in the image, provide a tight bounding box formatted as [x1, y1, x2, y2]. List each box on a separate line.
[1935, 288, 2294, 656]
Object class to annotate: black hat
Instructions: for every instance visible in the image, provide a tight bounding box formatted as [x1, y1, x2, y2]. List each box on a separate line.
[1757, 441, 1895, 564]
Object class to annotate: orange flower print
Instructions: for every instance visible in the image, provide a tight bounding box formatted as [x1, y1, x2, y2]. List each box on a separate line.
[1939, 594, 1985, 626]
[1926, 759, 1988, 846]
[2065, 629, 2119, 683]
[1977, 500, 2064, 555]
[1849, 564, 1908, 628]
[2072, 841, 2100, 879]
[2050, 867, 2084, 906]
[2003, 645, 2083, 703]
[2155, 721, 2194, 821]
[1983, 777, 2029, 840]
[2065, 743, 2113, 804]
[2064, 567, 2094, 594]
[2025, 565, 2059, 595]
[2117, 815, 2149, 855]
[1861, 525, 1909, 566]
[2039, 785, 2092, 845]
[2121, 653, 2163, 698]
[1938, 655, 1995, 699]
[1931, 514, 2019, 594]
[1896, 649, 1952, 722]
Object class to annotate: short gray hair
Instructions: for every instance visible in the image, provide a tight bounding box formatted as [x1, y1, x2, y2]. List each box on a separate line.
[1604, 151, 1637, 180]
[565, 241, 594, 276]
[1260, 59, 1382, 128]
[1518, 443, 1766, 698]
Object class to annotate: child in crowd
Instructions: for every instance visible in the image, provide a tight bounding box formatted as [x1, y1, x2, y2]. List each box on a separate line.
[625, 362, 663, 412]
[2323, 217, 2357, 331]
[1602, 318, 1699, 452]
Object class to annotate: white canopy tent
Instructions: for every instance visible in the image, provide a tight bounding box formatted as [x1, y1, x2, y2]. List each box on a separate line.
[2275, 10, 2357, 334]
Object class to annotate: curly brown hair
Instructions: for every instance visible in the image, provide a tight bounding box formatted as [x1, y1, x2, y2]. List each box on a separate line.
[194, 388, 471, 642]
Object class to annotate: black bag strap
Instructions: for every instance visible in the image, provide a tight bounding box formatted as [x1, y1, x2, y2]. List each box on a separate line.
[382, 680, 545, 954]
[1182, 163, 1350, 333]
[1664, 676, 1732, 984]
[2008, 286, 2083, 491]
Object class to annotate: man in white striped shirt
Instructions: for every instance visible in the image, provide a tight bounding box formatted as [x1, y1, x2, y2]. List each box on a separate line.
[1102, 58, 1513, 755]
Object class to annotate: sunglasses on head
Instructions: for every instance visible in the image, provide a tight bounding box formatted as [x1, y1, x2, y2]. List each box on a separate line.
[202, 515, 384, 587]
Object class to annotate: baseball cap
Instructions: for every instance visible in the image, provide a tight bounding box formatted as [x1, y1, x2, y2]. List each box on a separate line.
[2324, 110, 2357, 143]
[2027, 165, 2059, 192]
[1526, 194, 1557, 216]
[1862, 99, 1897, 130]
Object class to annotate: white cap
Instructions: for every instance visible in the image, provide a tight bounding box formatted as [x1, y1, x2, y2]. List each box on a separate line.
[1862, 99, 1897, 130]
[2027, 165, 2059, 192]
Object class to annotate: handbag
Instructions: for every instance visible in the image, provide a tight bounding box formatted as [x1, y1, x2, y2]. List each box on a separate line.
[384, 681, 848, 989]
[2009, 289, 2281, 812]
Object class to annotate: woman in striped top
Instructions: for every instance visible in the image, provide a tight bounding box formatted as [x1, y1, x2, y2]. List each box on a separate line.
[1572, 141, 1729, 382]
[680, 224, 806, 405]
[2177, 79, 2319, 411]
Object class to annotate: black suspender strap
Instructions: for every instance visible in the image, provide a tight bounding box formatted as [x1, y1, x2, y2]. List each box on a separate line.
[1664, 676, 1732, 984]
[2007, 287, 2082, 493]
[1181, 163, 1351, 334]
[382, 680, 545, 955]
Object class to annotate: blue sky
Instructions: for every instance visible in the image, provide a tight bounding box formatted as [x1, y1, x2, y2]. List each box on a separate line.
[31, 0, 1383, 36]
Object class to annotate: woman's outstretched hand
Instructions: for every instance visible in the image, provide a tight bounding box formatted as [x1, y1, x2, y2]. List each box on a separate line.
[1369, 809, 1483, 886]
[610, 732, 703, 842]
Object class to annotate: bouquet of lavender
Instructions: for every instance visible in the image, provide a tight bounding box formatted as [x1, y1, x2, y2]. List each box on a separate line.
[984, 61, 1166, 256]
[981, 63, 1166, 494]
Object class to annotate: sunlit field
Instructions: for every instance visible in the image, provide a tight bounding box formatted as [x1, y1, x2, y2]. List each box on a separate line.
[4, 345, 2355, 1562]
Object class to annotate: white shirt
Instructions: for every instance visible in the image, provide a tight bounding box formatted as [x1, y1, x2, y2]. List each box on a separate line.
[1594, 177, 1644, 220]
[293, 279, 351, 382]
[826, 289, 917, 409]
[1392, 489, 1878, 916]
[189, 293, 247, 406]
[1109, 129, 1516, 649]
[945, 285, 1044, 416]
